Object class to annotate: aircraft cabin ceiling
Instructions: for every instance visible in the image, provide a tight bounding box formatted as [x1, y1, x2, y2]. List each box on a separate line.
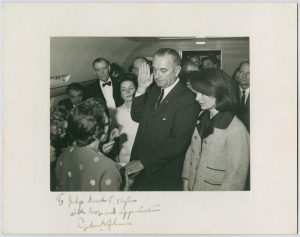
[51, 37, 249, 96]
[51, 37, 141, 83]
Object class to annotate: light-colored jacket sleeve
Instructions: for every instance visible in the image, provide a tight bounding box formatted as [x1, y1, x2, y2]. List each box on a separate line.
[182, 143, 192, 180]
[220, 127, 250, 191]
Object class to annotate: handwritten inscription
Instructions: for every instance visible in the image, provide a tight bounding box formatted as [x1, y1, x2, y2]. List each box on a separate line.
[56, 193, 160, 232]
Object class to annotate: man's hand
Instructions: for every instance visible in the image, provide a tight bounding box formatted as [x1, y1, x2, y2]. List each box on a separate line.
[109, 128, 120, 142]
[124, 160, 144, 176]
[136, 62, 153, 94]
[123, 170, 134, 191]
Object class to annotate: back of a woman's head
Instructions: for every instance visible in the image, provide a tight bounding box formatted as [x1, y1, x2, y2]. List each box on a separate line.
[188, 68, 238, 112]
[68, 98, 107, 146]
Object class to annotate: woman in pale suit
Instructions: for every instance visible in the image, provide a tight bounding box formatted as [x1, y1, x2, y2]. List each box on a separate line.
[182, 69, 250, 191]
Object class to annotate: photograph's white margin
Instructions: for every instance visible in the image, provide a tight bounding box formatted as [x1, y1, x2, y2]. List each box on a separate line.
[2, 3, 298, 234]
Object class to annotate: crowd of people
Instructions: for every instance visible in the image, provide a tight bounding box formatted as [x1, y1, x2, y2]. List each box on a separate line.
[50, 48, 250, 191]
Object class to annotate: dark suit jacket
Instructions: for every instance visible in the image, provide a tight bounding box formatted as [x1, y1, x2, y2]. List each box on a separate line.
[130, 81, 200, 191]
[84, 79, 123, 107]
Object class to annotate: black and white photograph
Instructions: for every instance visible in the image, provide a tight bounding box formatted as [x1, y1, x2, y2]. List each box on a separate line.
[50, 37, 250, 192]
[3, 3, 297, 234]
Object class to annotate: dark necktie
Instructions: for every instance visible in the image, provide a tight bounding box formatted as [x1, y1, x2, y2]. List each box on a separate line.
[240, 90, 246, 106]
[102, 81, 112, 87]
[155, 89, 165, 109]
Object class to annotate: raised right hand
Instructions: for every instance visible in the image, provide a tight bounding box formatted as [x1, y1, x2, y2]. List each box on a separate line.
[137, 62, 153, 93]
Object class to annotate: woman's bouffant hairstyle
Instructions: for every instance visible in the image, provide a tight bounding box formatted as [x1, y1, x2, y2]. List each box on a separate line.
[119, 73, 138, 89]
[68, 98, 107, 146]
[187, 68, 239, 112]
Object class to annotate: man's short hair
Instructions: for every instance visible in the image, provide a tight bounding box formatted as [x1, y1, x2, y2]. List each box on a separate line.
[66, 82, 84, 94]
[238, 60, 250, 69]
[153, 48, 181, 66]
[92, 57, 111, 68]
[133, 56, 148, 64]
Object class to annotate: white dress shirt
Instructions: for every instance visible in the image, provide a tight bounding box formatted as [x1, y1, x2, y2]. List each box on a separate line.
[161, 78, 179, 101]
[135, 78, 180, 99]
[99, 77, 116, 110]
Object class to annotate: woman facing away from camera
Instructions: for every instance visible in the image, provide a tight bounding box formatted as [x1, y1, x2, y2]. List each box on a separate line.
[182, 69, 250, 191]
[115, 73, 139, 164]
[55, 98, 122, 191]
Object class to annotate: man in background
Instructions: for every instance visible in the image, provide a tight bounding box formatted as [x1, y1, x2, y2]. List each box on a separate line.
[201, 56, 219, 69]
[179, 60, 200, 86]
[131, 57, 149, 77]
[85, 57, 123, 118]
[58, 82, 84, 111]
[235, 60, 250, 132]
[188, 55, 201, 67]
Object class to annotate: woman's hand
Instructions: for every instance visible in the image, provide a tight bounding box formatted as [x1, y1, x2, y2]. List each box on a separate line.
[102, 141, 115, 154]
[136, 62, 153, 94]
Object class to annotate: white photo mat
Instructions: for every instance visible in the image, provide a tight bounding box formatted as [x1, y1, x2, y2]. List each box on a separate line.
[3, 3, 297, 234]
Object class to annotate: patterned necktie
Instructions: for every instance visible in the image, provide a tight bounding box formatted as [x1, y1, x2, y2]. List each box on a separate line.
[155, 89, 165, 109]
[102, 81, 112, 87]
[240, 90, 246, 106]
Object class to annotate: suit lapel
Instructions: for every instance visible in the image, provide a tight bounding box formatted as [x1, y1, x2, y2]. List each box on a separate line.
[146, 82, 184, 120]
[112, 79, 120, 106]
[95, 81, 105, 101]
[246, 93, 250, 107]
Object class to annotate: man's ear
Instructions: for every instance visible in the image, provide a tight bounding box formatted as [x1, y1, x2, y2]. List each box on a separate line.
[108, 65, 111, 73]
[175, 65, 181, 77]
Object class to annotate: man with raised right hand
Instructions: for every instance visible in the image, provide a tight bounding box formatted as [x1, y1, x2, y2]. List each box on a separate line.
[126, 48, 200, 191]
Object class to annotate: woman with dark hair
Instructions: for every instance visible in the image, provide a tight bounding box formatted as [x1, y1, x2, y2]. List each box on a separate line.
[50, 105, 70, 191]
[55, 98, 122, 191]
[182, 69, 250, 191]
[115, 73, 139, 164]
